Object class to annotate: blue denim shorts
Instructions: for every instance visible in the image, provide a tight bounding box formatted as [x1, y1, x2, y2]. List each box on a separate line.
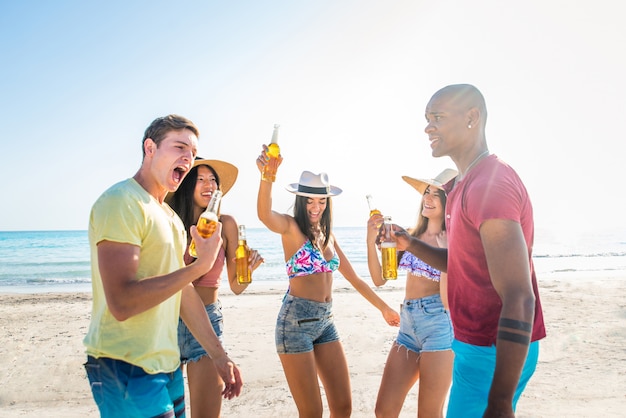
[275, 293, 340, 354]
[178, 300, 224, 363]
[84, 355, 185, 418]
[447, 339, 540, 417]
[395, 293, 453, 354]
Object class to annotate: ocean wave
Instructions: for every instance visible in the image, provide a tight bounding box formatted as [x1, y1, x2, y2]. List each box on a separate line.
[534, 251, 626, 259]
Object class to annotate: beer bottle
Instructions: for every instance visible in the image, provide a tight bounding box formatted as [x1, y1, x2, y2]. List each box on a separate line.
[381, 216, 398, 280]
[366, 194, 381, 217]
[261, 124, 280, 182]
[189, 190, 222, 258]
[236, 225, 252, 284]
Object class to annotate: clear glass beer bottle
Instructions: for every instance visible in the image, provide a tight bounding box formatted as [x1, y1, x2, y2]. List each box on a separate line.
[188, 190, 222, 258]
[381, 216, 398, 280]
[366, 194, 381, 217]
[262, 124, 280, 182]
[236, 225, 252, 284]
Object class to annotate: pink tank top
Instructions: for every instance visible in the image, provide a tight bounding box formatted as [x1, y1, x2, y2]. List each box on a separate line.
[184, 246, 226, 288]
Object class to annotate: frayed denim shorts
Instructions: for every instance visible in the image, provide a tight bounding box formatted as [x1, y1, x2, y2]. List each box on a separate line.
[84, 356, 185, 418]
[178, 300, 224, 363]
[275, 293, 340, 354]
[395, 293, 453, 354]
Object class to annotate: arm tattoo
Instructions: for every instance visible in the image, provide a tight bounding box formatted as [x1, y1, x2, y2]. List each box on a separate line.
[499, 318, 532, 333]
[497, 330, 531, 345]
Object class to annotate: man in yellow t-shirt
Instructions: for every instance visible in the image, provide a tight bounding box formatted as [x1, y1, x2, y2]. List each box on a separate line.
[83, 115, 243, 418]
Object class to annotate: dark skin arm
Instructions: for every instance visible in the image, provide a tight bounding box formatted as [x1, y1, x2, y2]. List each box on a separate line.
[390, 222, 448, 272]
[480, 219, 535, 418]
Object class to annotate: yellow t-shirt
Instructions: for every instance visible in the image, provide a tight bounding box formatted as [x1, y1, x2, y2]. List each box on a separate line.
[84, 178, 186, 374]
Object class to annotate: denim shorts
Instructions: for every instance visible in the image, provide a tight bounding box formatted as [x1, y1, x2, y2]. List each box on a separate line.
[84, 355, 185, 418]
[275, 293, 340, 354]
[178, 300, 224, 363]
[395, 293, 453, 354]
[447, 339, 540, 417]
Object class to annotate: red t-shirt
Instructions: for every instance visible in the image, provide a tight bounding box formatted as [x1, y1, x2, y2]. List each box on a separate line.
[444, 155, 546, 346]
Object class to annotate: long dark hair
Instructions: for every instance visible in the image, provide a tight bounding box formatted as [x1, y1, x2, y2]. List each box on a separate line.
[293, 195, 332, 250]
[170, 164, 221, 233]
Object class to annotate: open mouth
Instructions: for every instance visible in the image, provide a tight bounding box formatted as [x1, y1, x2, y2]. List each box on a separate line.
[173, 166, 187, 184]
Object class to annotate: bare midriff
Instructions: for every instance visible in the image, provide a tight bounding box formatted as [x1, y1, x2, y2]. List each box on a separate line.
[288, 272, 334, 303]
[405, 273, 441, 300]
[194, 285, 219, 305]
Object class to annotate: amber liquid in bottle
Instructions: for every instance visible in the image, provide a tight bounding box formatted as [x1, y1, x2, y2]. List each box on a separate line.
[366, 194, 382, 217]
[381, 216, 398, 280]
[262, 124, 281, 182]
[235, 225, 251, 284]
[189, 190, 222, 258]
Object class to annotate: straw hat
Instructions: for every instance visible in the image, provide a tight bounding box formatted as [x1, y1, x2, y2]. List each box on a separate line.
[165, 157, 238, 204]
[286, 171, 342, 198]
[402, 168, 458, 194]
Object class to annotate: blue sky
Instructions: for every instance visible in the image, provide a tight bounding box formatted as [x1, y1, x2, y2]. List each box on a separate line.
[1, 0, 625, 233]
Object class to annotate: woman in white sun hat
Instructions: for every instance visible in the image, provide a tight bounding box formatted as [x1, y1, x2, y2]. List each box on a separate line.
[256, 146, 400, 418]
[167, 157, 264, 417]
[366, 168, 457, 418]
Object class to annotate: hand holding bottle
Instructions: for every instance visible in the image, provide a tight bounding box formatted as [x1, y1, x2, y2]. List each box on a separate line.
[189, 190, 223, 257]
[257, 124, 282, 182]
[257, 144, 283, 180]
[189, 222, 223, 271]
[388, 224, 411, 251]
[247, 249, 265, 272]
[366, 212, 385, 247]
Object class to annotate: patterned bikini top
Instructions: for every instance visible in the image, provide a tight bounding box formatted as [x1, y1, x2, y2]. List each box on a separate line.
[398, 251, 441, 282]
[286, 239, 340, 279]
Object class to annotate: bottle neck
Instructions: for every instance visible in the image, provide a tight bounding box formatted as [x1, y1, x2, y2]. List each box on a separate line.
[204, 191, 222, 214]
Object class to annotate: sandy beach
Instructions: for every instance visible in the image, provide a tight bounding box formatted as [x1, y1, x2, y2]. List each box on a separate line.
[1, 277, 625, 417]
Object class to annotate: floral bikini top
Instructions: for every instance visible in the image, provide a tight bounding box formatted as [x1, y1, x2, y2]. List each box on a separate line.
[286, 239, 340, 279]
[398, 251, 441, 282]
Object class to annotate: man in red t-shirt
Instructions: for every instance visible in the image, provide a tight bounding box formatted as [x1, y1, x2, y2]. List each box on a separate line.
[393, 84, 546, 418]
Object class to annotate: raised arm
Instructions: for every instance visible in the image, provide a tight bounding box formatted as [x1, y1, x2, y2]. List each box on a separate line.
[256, 145, 290, 234]
[480, 219, 535, 417]
[334, 237, 399, 327]
[366, 213, 386, 287]
[98, 223, 223, 321]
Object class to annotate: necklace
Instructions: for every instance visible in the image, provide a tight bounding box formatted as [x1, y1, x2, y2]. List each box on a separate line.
[456, 150, 489, 183]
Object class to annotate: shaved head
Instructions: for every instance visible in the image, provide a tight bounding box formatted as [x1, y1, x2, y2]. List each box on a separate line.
[431, 84, 488, 125]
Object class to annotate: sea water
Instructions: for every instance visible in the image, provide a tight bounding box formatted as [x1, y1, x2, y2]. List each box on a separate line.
[0, 227, 624, 293]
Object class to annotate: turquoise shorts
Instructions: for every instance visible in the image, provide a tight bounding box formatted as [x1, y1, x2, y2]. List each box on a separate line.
[84, 356, 185, 418]
[446, 339, 540, 417]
